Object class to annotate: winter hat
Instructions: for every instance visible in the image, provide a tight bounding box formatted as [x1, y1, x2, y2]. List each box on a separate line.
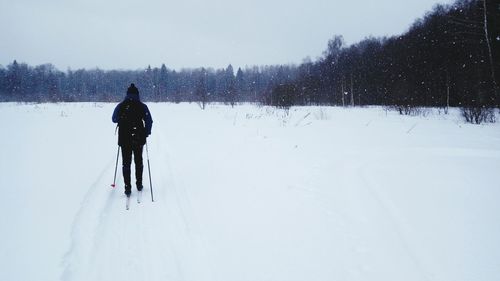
[127, 83, 139, 95]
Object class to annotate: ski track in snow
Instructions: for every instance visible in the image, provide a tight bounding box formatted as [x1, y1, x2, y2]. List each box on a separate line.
[155, 128, 216, 281]
[356, 163, 431, 281]
[288, 158, 432, 280]
[61, 161, 113, 281]
[60, 128, 215, 281]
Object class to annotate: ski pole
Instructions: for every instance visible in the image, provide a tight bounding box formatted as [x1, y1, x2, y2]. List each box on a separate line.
[146, 141, 154, 202]
[111, 145, 120, 188]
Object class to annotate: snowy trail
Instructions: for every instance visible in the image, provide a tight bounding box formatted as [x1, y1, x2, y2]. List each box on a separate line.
[2, 103, 499, 281]
[61, 124, 215, 281]
[61, 162, 114, 281]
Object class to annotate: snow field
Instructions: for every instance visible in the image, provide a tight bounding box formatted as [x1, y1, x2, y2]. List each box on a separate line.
[0, 102, 499, 281]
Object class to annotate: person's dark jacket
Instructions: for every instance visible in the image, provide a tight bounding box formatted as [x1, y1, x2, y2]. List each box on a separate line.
[112, 93, 153, 146]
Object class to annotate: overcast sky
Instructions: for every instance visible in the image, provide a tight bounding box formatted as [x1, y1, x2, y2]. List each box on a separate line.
[0, 0, 455, 71]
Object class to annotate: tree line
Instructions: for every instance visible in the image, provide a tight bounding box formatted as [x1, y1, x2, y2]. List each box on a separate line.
[264, 0, 499, 123]
[0, 61, 297, 105]
[0, 0, 498, 122]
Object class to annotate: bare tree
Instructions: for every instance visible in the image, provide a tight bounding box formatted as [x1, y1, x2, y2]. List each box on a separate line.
[341, 76, 345, 107]
[445, 69, 451, 114]
[350, 73, 354, 106]
[195, 68, 208, 110]
[482, 0, 498, 98]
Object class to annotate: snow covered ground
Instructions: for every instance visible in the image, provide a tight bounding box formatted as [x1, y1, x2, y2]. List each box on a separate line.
[0, 102, 499, 281]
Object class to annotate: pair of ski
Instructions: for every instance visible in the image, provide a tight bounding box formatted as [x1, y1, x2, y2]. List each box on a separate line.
[111, 143, 155, 210]
[126, 190, 142, 210]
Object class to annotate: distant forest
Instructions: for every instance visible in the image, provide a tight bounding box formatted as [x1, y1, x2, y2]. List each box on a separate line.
[0, 0, 498, 117]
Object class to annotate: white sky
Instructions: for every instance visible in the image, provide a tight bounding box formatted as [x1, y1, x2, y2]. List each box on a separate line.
[0, 0, 455, 70]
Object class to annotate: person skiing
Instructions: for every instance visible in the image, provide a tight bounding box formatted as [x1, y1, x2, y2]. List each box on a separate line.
[112, 83, 153, 200]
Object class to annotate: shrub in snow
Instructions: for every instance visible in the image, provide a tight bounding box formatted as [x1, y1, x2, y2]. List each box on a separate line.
[461, 106, 496, 124]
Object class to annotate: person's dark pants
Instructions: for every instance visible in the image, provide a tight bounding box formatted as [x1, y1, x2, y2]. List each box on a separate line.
[121, 145, 144, 195]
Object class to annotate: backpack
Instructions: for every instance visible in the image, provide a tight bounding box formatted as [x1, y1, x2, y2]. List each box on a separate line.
[118, 99, 146, 146]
